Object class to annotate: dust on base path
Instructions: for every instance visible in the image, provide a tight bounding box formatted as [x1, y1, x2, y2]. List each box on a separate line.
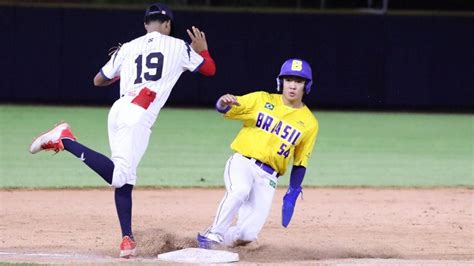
[0, 188, 472, 264]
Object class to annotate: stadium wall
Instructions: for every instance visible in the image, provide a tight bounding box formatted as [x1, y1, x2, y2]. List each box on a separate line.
[1, 5, 472, 110]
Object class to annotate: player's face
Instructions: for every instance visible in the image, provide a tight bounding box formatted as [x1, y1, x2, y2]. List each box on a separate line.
[282, 76, 305, 104]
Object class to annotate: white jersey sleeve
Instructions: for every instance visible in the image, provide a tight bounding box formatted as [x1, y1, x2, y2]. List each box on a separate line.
[100, 44, 128, 80]
[181, 41, 204, 72]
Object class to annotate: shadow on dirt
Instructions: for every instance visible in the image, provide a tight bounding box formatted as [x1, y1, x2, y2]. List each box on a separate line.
[232, 243, 401, 263]
[134, 228, 401, 262]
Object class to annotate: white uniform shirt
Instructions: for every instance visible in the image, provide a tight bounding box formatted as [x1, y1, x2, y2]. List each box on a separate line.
[101, 31, 204, 115]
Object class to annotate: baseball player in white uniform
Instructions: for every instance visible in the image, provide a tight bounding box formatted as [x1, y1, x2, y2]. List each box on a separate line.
[29, 3, 216, 258]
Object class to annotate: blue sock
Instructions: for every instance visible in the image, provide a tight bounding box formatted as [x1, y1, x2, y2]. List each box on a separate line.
[62, 139, 114, 184]
[115, 184, 134, 239]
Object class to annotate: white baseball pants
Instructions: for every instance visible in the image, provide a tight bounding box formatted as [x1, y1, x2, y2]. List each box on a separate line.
[210, 153, 278, 246]
[107, 95, 157, 188]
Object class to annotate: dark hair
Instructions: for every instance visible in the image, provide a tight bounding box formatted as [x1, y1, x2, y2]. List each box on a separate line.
[144, 13, 174, 36]
[144, 13, 171, 24]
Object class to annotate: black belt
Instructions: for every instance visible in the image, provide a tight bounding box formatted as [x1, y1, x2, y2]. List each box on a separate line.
[244, 156, 279, 177]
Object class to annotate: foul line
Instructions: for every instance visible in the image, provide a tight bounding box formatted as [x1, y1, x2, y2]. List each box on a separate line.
[0, 251, 113, 259]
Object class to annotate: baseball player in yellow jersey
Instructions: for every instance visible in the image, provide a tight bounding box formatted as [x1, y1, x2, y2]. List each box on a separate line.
[197, 58, 318, 248]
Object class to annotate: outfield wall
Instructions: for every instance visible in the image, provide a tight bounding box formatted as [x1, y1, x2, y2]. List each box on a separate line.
[1, 5, 473, 110]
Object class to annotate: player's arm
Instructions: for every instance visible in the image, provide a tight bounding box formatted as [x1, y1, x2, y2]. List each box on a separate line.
[215, 94, 240, 113]
[281, 166, 305, 228]
[186, 26, 216, 76]
[93, 43, 124, 87]
[282, 122, 319, 228]
[93, 71, 119, 87]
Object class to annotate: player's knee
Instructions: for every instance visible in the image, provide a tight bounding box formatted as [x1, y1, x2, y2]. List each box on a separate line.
[224, 226, 241, 247]
[224, 226, 255, 247]
[228, 189, 249, 203]
[230, 230, 256, 247]
[111, 160, 133, 188]
[111, 173, 127, 188]
[240, 230, 258, 243]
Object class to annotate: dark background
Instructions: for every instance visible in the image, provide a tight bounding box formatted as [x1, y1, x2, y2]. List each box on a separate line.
[1, 4, 473, 111]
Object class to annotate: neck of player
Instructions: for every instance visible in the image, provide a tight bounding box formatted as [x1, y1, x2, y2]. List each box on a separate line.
[282, 96, 304, 109]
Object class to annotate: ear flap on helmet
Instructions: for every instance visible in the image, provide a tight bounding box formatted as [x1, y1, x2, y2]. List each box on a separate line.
[277, 77, 312, 94]
[305, 80, 313, 94]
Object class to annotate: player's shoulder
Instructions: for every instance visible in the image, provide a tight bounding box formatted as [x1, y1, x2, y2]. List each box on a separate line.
[151, 32, 186, 45]
[255, 91, 283, 101]
[128, 32, 149, 43]
[122, 34, 145, 50]
[252, 91, 271, 97]
[240, 91, 270, 100]
[129, 32, 184, 46]
[302, 105, 318, 128]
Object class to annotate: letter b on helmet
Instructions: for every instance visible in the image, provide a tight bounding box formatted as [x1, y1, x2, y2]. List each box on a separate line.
[276, 59, 313, 94]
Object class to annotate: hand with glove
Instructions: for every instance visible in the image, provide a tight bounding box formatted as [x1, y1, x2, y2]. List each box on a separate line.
[282, 165, 306, 228]
[108, 43, 122, 57]
[282, 186, 302, 228]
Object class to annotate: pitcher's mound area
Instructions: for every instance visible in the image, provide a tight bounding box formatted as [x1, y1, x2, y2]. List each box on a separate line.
[157, 248, 239, 263]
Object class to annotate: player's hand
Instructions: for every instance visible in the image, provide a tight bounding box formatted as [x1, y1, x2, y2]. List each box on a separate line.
[282, 186, 302, 228]
[187, 26, 208, 53]
[93, 72, 120, 87]
[219, 94, 240, 107]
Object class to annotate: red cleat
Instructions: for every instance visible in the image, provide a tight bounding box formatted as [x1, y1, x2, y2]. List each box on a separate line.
[29, 122, 76, 154]
[119, 236, 136, 258]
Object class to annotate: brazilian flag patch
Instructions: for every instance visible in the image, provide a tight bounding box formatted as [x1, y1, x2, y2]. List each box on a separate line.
[265, 102, 274, 110]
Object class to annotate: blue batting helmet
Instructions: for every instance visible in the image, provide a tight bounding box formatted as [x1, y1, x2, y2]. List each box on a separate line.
[276, 59, 313, 94]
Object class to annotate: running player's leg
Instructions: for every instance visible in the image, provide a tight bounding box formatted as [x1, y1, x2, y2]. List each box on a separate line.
[206, 153, 253, 240]
[109, 102, 152, 187]
[115, 183, 134, 237]
[221, 191, 254, 246]
[58, 100, 124, 185]
[62, 139, 114, 184]
[109, 125, 136, 241]
[59, 102, 125, 185]
[233, 171, 277, 244]
[109, 102, 154, 240]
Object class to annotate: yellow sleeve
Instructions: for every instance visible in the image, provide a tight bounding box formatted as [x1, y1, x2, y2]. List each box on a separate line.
[293, 120, 318, 167]
[224, 92, 263, 120]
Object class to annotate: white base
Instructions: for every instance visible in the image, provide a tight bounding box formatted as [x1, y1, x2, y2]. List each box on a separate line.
[157, 248, 239, 263]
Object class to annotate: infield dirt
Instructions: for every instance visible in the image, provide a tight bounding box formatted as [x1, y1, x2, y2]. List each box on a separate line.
[0, 188, 472, 264]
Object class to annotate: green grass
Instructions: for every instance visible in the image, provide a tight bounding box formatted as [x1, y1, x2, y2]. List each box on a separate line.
[0, 105, 472, 188]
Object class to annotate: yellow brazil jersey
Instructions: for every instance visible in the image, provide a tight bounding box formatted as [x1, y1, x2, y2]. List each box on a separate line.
[224, 91, 318, 176]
